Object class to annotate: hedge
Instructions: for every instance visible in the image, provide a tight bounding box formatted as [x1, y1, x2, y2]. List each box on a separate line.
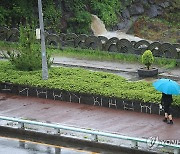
[0, 61, 180, 106]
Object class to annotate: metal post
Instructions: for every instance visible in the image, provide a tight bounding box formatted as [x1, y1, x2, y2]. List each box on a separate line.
[18, 122, 24, 129]
[38, 0, 48, 80]
[55, 128, 61, 135]
[131, 141, 138, 149]
[91, 134, 98, 142]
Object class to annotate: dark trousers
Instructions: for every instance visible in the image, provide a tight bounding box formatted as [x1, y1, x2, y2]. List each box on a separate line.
[164, 104, 172, 115]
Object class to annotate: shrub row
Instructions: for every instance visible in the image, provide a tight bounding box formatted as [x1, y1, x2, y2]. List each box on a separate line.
[0, 61, 180, 106]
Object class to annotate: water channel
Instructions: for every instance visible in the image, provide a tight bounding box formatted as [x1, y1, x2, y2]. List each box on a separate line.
[0, 136, 131, 154]
[0, 136, 96, 154]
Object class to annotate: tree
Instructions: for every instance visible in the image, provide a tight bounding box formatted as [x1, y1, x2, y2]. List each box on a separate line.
[4, 24, 52, 71]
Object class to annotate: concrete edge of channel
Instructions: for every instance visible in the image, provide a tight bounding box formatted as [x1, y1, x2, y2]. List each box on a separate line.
[0, 126, 158, 154]
[52, 62, 135, 73]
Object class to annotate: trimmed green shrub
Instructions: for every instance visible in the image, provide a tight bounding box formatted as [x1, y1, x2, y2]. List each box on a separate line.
[142, 50, 154, 70]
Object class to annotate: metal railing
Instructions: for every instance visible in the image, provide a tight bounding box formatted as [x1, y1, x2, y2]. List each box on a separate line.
[0, 115, 179, 154]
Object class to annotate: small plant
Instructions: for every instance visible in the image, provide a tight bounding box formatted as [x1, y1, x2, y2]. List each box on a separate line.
[3, 24, 52, 71]
[141, 50, 154, 70]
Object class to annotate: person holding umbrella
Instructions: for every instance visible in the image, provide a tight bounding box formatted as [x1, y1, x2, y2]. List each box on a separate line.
[153, 78, 180, 125]
[161, 92, 173, 124]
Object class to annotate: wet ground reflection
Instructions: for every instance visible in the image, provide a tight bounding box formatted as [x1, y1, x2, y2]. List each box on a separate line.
[0, 136, 96, 154]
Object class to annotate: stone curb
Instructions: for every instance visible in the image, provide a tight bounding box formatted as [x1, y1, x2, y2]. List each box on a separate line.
[0, 82, 179, 118]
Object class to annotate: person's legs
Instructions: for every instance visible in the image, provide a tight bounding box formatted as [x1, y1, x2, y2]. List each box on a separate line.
[162, 104, 173, 124]
[163, 113, 168, 122]
[163, 105, 169, 122]
[168, 114, 173, 120]
[167, 115, 173, 124]
[165, 113, 168, 118]
[167, 107, 173, 124]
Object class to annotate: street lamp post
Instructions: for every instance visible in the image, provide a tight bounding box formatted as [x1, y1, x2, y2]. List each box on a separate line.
[38, 0, 48, 80]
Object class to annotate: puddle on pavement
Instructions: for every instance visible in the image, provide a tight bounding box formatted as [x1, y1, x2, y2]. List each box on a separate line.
[115, 72, 139, 81]
[141, 77, 158, 82]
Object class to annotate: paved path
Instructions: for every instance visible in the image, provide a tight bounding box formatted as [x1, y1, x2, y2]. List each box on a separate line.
[0, 93, 179, 141]
[52, 56, 180, 83]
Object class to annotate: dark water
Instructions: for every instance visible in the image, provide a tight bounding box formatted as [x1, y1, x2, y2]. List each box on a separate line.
[0, 136, 132, 154]
[0, 137, 95, 154]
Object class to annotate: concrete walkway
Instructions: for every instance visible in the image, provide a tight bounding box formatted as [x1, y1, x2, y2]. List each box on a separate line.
[0, 93, 179, 141]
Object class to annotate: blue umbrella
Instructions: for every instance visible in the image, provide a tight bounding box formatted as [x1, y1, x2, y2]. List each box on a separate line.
[153, 78, 180, 95]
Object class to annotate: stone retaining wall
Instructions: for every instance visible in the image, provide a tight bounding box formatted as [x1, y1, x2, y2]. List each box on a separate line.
[0, 82, 179, 117]
[0, 27, 180, 60]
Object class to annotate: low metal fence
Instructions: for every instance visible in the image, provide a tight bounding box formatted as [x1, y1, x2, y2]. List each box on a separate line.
[0, 115, 179, 154]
